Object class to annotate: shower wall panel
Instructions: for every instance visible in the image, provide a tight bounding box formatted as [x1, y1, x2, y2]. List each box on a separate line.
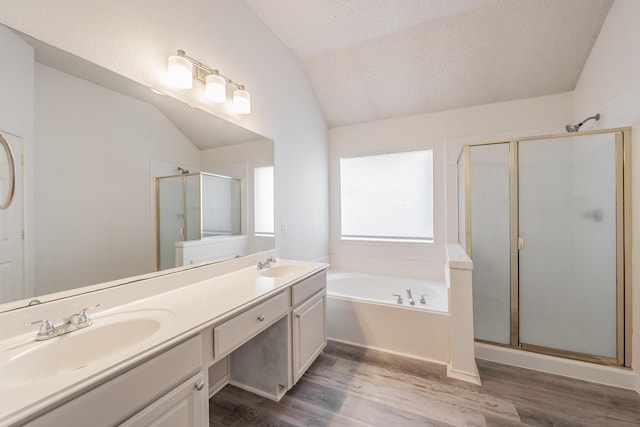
[469, 144, 511, 345]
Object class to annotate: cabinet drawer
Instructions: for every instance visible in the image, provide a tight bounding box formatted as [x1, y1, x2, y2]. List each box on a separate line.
[291, 270, 326, 307]
[214, 291, 288, 359]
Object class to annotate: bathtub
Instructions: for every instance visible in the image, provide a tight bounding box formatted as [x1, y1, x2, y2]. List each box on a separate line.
[326, 271, 451, 364]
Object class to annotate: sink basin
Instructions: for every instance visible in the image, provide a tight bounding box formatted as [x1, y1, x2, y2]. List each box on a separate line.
[260, 264, 306, 278]
[0, 309, 173, 387]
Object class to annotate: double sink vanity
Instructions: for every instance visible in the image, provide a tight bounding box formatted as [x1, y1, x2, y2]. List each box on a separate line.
[0, 251, 328, 426]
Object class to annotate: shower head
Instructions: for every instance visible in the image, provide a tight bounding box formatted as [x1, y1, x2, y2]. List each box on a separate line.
[177, 166, 190, 174]
[565, 113, 600, 132]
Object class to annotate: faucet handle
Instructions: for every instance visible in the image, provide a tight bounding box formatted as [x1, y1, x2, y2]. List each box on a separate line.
[392, 294, 403, 304]
[420, 294, 428, 304]
[79, 304, 101, 323]
[25, 319, 54, 336]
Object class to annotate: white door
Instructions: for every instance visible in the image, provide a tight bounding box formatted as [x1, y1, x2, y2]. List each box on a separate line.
[0, 131, 23, 304]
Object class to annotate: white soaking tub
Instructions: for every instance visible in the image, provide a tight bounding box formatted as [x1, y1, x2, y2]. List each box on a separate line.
[326, 271, 451, 363]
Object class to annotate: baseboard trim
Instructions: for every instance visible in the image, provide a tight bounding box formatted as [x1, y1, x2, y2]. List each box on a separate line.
[447, 362, 482, 385]
[475, 342, 637, 391]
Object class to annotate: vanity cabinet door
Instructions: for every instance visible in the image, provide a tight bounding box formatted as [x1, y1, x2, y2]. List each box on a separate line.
[292, 292, 326, 384]
[120, 373, 206, 427]
[25, 336, 202, 427]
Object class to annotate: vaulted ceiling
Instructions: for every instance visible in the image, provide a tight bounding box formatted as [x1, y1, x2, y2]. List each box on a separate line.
[244, 0, 614, 128]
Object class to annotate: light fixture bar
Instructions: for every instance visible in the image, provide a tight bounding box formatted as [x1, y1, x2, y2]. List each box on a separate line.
[180, 51, 245, 90]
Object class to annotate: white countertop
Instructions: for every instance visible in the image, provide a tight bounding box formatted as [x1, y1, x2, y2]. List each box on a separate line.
[0, 257, 327, 426]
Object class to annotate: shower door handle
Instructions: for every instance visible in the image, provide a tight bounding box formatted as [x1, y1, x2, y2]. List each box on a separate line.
[517, 237, 525, 251]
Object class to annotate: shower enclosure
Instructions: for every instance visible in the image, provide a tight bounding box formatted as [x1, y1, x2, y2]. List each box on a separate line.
[458, 128, 631, 366]
[156, 172, 241, 270]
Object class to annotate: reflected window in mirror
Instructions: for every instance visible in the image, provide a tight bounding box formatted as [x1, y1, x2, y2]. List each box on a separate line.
[254, 165, 274, 236]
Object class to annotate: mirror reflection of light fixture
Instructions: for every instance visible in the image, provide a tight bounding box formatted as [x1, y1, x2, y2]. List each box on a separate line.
[167, 50, 251, 114]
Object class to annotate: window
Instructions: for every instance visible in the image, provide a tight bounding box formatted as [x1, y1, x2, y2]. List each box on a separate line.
[340, 150, 433, 242]
[254, 165, 274, 236]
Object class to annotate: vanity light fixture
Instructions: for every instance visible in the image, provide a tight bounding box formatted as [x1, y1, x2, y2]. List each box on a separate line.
[167, 49, 251, 114]
[233, 85, 251, 114]
[167, 50, 193, 89]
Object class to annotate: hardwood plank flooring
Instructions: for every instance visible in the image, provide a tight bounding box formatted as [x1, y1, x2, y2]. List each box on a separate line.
[209, 341, 640, 426]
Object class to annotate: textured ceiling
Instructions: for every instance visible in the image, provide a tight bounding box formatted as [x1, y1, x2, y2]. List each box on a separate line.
[244, 0, 614, 128]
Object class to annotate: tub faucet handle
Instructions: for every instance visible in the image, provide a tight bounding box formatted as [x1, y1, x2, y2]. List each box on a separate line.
[420, 294, 428, 304]
[392, 294, 403, 304]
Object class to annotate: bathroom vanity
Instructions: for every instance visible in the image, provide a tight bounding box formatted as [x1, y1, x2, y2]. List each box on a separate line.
[0, 252, 327, 426]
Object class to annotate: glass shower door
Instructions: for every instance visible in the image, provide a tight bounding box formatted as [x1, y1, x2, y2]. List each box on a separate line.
[518, 134, 619, 359]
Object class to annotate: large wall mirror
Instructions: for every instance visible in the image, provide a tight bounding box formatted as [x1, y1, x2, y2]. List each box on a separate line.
[0, 25, 275, 312]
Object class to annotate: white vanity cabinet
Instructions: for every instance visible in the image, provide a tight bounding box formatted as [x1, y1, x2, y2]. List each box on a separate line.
[291, 270, 327, 384]
[7, 260, 329, 426]
[119, 372, 205, 427]
[25, 336, 205, 427]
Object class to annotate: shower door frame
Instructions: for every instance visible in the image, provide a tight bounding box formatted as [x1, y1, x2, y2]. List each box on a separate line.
[459, 127, 632, 367]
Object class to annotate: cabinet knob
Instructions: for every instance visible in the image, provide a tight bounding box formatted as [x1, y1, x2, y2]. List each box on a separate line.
[257, 315, 265, 322]
[294, 312, 302, 318]
[195, 379, 205, 391]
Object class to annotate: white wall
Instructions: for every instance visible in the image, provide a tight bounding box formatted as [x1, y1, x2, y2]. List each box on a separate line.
[0, 25, 34, 296]
[329, 92, 574, 279]
[573, 0, 640, 393]
[0, 0, 329, 263]
[35, 63, 201, 295]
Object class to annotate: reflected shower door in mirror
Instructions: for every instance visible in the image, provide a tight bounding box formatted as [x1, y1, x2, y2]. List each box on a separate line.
[0, 24, 274, 311]
[157, 173, 241, 270]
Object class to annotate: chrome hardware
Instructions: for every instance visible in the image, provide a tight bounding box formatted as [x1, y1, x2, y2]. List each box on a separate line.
[295, 312, 302, 318]
[257, 315, 265, 322]
[420, 294, 428, 304]
[64, 313, 83, 327]
[257, 256, 277, 270]
[79, 303, 101, 324]
[195, 379, 205, 391]
[406, 288, 415, 305]
[25, 319, 55, 338]
[392, 294, 403, 304]
[28, 299, 41, 306]
[26, 304, 101, 341]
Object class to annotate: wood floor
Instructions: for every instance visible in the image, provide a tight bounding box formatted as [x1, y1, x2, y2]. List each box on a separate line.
[209, 341, 640, 426]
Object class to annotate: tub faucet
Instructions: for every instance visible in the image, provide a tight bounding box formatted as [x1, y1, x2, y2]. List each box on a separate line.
[406, 288, 415, 305]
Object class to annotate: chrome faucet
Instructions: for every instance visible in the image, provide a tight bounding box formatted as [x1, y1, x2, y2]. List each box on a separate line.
[26, 304, 101, 341]
[406, 288, 415, 305]
[257, 256, 277, 270]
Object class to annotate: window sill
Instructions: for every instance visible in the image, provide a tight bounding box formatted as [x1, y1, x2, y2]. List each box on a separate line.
[340, 237, 435, 246]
